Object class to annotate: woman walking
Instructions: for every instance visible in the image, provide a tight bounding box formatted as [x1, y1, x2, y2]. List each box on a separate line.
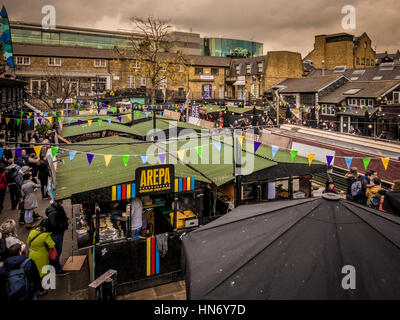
[37, 156, 50, 199]
[27, 219, 56, 296]
[21, 173, 41, 229]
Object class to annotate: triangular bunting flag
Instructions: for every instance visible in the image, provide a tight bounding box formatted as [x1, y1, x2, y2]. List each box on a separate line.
[52, 111, 57, 116]
[88, 120, 93, 127]
[77, 120, 82, 126]
[38, 118, 42, 125]
[237, 136, 243, 147]
[16, 119, 20, 126]
[196, 146, 203, 158]
[326, 155, 334, 167]
[107, 118, 112, 124]
[87, 153, 94, 165]
[363, 158, 371, 170]
[254, 141, 262, 153]
[68, 118, 72, 125]
[345, 157, 353, 169]
[126, 114, 132, 121]
[308, 153, 315, 166]
[33, 146, 42, 158]
[51, 146, 59, 158]
[122, 155, 129, 167]
[213, 141, 222, 152]
[158, 153, 166, 164]
[69, 150, 77, 162]
[104, 155, 112, 167]
[60, 110, 64, 116]
[28, 112, 32, 117]
[58, 117, 62, 123]
[47, 117, 53, 124]
[140, 154, 148, 165]
[177, 150, 185, 162]
[26, 119, 32, 126]
[271, 145, 279, 158]
[381, 158, 389, 170]
[98, 119, 102, 126]
[15, 148, 22, 160]
[20, 111, 24, 116]
[117, 116, 122, 123]
[0, 149, 3, 160]
[290, 150, 298, 162]
[5, 118, 10, 125]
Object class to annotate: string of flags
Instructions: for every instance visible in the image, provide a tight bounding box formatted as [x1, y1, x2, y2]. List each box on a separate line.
[1, 138, 398, 172]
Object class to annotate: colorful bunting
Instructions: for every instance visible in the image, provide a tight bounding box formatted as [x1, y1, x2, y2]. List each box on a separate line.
[78, 120, 82, 126]
[326, 155, 334, 167]
[104, 155, 112, 167]
[122, 155, 129, 167]
[69, 150, 77, 162]
[98, 119, 102, 126]
[177, 150, 185, 162]
[68, 118, 72, 125]
[38, 118, 42, 125]
[107, 118, 112, 124]
[158, 153, 166, 164]
[16, 119, 20, 126]
[5, 118, 10, 125]
[26, 119, 32, 126]
[271, 145, 279, 158]
[47, 117, 53, 124]
[88, 120, 93, 127]
[254, 141, 261, 153]
[308, 153, 315, 166]
[363, 158, 371, 170]
[140, 154, 148, 165]
[290, 150, 298, 162]
[196, 146, 203, 158]
[213, 141, 221, 152]
[51, 146, 59, 158]
[33, 146, 42, 158]
[345, 157, 353, 169]
[0, 149, 3, 160]
[15, 148, 22, 160]
[381, 158, 389, 170]
[87, 153, 94, 165]
[117, 116, 122, 123]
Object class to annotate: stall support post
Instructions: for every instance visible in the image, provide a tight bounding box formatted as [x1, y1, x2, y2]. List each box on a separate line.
[256, 184, 261, 202]
[131, 104, 134, 126]
[289, 177, 293, 199]
[173, 195, 178, 232]
[197, 192, 204, 226]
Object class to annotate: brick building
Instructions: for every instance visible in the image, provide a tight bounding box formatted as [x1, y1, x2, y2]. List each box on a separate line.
[304, 32, 376, 70]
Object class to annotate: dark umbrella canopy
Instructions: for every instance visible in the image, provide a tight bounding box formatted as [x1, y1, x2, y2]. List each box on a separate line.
[182, 195, 400, 300]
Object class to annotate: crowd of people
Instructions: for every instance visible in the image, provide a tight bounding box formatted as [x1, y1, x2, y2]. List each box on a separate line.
[324, 168, 400, 216]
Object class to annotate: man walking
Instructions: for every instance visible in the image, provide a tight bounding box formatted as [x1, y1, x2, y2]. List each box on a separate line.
[45, 200, 69, 275]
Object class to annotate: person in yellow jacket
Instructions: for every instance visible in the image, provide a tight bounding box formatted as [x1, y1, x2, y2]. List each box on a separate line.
[366, 178, 382, 208]
[27, 219, 55, 296]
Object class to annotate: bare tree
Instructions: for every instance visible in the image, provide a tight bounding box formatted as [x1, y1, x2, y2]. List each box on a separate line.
[114, 16, 190, 104]
[30, 70, 77, 110]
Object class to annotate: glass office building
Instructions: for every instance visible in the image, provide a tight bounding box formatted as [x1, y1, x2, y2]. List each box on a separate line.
[10, 26, 134, 49]
[203, 38, 263, 57]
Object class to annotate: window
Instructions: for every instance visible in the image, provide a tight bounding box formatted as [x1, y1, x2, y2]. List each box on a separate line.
[15, 56, 30, 65]
[361, 58, 365, 65]
[367, 99, 374, 106]
[366, 58, 370, 66]
[246, 64, 251, 74]
[139, 77, 146, 87]
[48, 57, 61, 66]
[360, 99, 366, 106]
[321, 104, 336, 116]
[195, 67, 203, 75]
[92, 78, 107, 93]
[178, 64, 184, 72]
[211, 68, 219, 75]
[159, 76, 167, 89]
[348, 99, 358, 106]
[127, 76, 135, 89]
[235, 65, 240, 75]
[31, 80, 47, 95]
[257, 62, 263, 73]
[356, 58, 360, 65]
[94, 59, 107, 68]
[394, 92, 400, 104]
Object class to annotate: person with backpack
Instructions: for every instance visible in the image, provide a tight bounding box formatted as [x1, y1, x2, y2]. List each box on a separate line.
[46, 200, 70, 275]
[6, 160, 21, 210]
[27, 219, 56, 296]
[0, 164, 7, 214]
[37, 156, 51, 199]
[0, 243, 40, 300]
[366, 178, 382, 209]
[0, 219, 27, 257]
[345, 168, 358, 201]
[21, 173, 41, 229]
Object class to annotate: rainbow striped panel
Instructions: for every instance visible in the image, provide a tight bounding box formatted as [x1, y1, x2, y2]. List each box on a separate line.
[126, 184, 131, 200]
[186, 177, 191, 191]
[146, 237, 160, 277]
[191, 176, 195, 190]
[131, 183, 136, 199]
[112, 186, 116, 201]
[117, 185, 122, 200]
[175, 179, 179, 192]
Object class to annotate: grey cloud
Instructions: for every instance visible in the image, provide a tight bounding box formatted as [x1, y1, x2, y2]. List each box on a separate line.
[3, 0, 400, 56]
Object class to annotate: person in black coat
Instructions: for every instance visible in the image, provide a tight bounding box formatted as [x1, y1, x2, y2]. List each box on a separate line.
[382, 180, 400, 216]
[0, 243, 40, 300]
[37, 156, 50, 199]
[45, 201, 69, 274]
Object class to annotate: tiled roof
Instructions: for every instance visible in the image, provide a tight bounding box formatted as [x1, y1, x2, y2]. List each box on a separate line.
[308, 66, 400, 81]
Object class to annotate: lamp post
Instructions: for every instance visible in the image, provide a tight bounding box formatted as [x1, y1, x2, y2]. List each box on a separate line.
[271, 85, 286, 127]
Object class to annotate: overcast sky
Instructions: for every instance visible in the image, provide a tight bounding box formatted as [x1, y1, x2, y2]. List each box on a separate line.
[4, 0, 400, 56]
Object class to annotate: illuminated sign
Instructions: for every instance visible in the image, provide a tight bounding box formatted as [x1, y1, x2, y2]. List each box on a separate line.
[135, 165, 174, 195]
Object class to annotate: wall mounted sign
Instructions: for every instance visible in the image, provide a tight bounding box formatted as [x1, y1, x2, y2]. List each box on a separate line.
[135, 165, 174, 195]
